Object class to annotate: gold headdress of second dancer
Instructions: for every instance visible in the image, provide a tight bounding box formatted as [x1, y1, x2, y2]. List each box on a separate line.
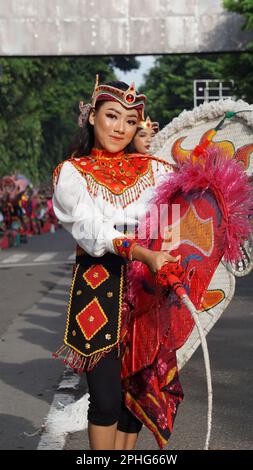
[138, 115, 160, 133]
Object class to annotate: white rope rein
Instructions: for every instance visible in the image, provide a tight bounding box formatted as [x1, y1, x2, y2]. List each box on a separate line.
[181, 295, 213, 450]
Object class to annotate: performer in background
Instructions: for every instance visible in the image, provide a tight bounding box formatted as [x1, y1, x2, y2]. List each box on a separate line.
[52, 76, 179, 451]
[131, 116, 159, 154]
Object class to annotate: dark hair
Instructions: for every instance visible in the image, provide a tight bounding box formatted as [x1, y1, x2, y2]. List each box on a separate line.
[128, 141, 137, 154]
[69, 81, 137, 157]
[128, 127, 143, 154]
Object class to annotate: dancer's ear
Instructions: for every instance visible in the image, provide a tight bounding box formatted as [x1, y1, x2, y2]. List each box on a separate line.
[89, 108, 96, 126]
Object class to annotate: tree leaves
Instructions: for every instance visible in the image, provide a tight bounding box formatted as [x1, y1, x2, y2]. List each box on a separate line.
[0, 56, 138, 183]
[141, 54, 223, 128]
[140, 2, 253, 129]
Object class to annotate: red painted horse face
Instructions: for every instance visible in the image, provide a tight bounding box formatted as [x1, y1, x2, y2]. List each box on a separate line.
[172, 128, 253, 172]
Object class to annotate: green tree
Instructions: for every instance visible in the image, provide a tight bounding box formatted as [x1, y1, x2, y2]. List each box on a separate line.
[224, 0, 253, 30]
[142, 2, 253, 128]
[0, 59, 44, 182]
[110, 56, 140, 72]
[221, 1, 253, 103]
[141, 54, 222, 127]
[0, 56, 139, 183]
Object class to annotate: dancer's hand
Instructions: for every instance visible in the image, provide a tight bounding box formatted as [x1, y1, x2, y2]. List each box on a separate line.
[144, 250, 180, 274]
[131, 245, 180, 274]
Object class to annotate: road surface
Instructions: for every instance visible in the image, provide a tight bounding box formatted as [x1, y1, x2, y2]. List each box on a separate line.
[0, 228, 252, 450]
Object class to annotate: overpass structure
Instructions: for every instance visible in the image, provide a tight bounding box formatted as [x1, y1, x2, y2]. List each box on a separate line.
[0, 0, 252, 56]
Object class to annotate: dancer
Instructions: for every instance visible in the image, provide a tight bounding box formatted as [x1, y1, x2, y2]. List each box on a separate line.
[52, 76, 178, 450]
[131, 116, 159, 154]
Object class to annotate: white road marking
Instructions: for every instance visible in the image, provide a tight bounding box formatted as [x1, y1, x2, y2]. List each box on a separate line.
[37, 370, 89, 450]
[0, 261, 73, 269]
[37, 393, 76, 450]
[1, 253, 28, 263]
[0, 250, 75, 268]
[57, 368, 81, 391]
[33, 252, 58, 262]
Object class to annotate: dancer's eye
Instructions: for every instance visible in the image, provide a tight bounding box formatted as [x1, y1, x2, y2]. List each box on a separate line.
[106, 113, 117, 120]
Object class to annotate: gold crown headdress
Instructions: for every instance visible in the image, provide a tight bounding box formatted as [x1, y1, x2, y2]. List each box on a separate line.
[91, 74, 147, 120]
[138, 116, 160, 133]
[78, 75, 147, 127]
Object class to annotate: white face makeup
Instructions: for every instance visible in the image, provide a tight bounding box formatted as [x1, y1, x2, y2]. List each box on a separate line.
[89, 101, 140, 153]
[133, 127, 156, 154]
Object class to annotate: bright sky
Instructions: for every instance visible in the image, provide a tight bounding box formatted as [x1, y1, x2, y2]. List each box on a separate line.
[115, 55, 156, 88]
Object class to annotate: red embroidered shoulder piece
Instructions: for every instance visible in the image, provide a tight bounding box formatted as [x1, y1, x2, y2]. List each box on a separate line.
[70, 149, 154, 195]
[52, 149, 175, 207]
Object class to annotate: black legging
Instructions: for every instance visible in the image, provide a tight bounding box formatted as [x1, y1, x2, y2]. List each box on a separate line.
[86, 348, 143, 433]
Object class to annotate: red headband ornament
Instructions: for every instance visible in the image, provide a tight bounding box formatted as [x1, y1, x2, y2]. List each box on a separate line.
[91, 74, 146, 120]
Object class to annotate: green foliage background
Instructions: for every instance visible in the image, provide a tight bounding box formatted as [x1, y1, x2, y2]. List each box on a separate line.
[142, 0, 253, 126]
[0, 56, 138, 182]
[0, 1, 252, 183]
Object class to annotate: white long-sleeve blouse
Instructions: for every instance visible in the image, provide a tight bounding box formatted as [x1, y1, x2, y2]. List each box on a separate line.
[53, 150, 174, 257]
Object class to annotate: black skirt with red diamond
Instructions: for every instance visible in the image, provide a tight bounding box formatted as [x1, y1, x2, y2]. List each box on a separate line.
[53, 251, 128, 372]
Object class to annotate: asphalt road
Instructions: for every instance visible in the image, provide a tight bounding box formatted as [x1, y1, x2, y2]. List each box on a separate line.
[0, 228, 75, 450]
[0, 228, 252, 450]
